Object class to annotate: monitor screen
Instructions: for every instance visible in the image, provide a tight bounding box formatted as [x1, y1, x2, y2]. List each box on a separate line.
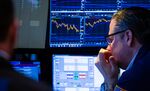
[13, 0, 49, 48]
[49, 0, 116, 48]
[49, 0, 150, 48]
[10, 61, 41, 81]
[52, 55, 104, 91]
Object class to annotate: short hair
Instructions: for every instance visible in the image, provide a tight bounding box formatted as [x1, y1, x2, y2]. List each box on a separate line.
[112, 7, 150, 45]
[0, 0, 14, 42]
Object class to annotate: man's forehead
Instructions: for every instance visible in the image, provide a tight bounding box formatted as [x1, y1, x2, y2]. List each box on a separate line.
[109, 19, 120, 34]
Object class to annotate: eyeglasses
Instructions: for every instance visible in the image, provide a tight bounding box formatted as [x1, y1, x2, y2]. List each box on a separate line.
[105, 30, 127, 44]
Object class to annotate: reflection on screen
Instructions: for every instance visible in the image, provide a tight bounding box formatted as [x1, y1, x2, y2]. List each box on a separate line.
[10, 61, 40, 81]
[52, 55, 104, 91]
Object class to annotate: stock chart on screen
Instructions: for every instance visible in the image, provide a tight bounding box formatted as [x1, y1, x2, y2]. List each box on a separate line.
[50, 0, 150, 47]
[51, 17, 80, 47]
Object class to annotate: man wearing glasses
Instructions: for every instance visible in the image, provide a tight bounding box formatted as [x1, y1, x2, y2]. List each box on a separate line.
[95, 7, 150, 91]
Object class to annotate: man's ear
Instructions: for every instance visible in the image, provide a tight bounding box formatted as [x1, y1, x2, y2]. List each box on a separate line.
[124, 30, 133, 47]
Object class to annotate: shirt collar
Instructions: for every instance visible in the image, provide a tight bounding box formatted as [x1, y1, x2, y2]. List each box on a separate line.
[126, 47, 141, 70]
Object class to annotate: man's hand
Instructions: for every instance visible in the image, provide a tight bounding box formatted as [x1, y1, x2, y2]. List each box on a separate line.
[95, 48, 119, 90]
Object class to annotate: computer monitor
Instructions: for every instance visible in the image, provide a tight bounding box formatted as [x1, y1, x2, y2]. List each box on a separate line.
[52, 55, 104, 91]
[49, 0, 116, 48]
[13, 0, 49, 48]
[10, 61, 41, 81]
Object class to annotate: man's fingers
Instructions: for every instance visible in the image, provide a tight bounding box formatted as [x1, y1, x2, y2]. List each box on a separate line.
[99, 52, 108, 64]
[109, 56, 118, 70]
[95, 48, 105, 64]
[95, 48, 112, 68]
[99, 48, 111, 63]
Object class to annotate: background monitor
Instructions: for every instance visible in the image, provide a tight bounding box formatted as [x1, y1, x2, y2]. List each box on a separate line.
[49, 0, 115, 48]
[10, 61, 41, 81]
[13, 0, 49, 48]
[52, 55, 104, 91]
[49, 0, 150, 48]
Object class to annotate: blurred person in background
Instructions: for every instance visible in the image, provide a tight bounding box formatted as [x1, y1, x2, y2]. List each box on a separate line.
[0, 0, 51, 91]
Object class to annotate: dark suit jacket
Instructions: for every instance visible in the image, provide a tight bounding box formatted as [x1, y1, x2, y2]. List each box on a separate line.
[0, 57, 51, 91]
[117, 45, 150, 91]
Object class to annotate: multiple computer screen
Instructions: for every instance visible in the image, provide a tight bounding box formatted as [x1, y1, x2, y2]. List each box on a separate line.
[50, 1, 147, 89]
[12, 0, 150, 48]
[12, 0, 150, 91]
